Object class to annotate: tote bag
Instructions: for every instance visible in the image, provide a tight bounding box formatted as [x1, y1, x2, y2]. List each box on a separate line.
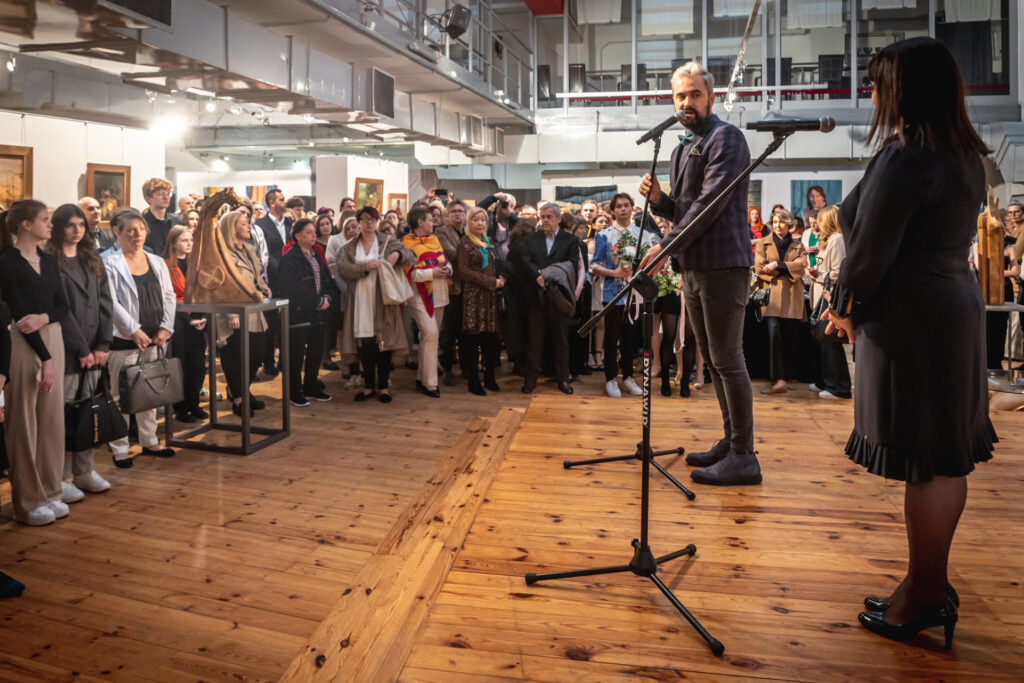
[378, 237, 414, 305]
[65, 367, 128, 451]
[119, 347, 185, 414]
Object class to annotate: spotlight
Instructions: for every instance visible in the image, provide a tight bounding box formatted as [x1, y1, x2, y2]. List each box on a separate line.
[205, 101, 216, 113]
[443, 4, 470, 40]
[268, 155, 275, 163]
[4, 56, 15, 72]
[229, 104, 242, 116]
[303, 113, 315, 124]
[145, 89, 157, 104]
[222, 155, 229, 161]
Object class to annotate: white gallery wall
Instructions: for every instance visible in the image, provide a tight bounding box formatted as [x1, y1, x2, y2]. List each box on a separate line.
[175, 169, 313, 201]
[313, 156, 409, 214]
[0, 110, 166, 209]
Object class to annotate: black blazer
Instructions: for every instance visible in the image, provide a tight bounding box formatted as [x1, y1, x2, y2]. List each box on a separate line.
[278, 246, 335, 326]
[59, 257, 114, 374]
[516, 229, 580, 285]
[255, 214, 293, 285]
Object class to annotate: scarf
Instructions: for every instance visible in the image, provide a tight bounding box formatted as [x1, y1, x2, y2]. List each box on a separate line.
[402, 232, 448, 316]
[467, 232, 490, 269]
[772, 232, 793, 260]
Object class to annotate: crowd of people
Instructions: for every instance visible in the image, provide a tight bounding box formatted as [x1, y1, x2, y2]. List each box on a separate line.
[0, 171, 1019, 528]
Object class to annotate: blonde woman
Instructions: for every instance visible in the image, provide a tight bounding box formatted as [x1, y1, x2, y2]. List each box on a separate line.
[806, 205, 850, 399]
[457, 207, 505, 395]
[753, 209, 807, 394]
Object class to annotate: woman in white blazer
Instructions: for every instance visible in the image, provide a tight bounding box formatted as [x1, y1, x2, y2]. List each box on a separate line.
[102, 209, 177, 468]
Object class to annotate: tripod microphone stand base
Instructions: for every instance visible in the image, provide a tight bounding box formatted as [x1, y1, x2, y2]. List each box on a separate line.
[525, 538, 725, 657]
[564, 444, 695, 500]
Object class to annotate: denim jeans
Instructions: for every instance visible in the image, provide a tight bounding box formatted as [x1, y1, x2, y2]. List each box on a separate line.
[681, 268, 754, 453]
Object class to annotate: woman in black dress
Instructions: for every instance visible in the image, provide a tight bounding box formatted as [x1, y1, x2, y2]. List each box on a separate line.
[824, 37, 995, 648]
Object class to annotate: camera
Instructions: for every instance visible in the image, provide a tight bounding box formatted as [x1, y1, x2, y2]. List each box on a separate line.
[499, 200, 510, 209]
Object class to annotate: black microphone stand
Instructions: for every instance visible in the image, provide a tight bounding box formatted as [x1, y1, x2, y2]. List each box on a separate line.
[525, 129, 795, 657]
[562, 134, 695, 500]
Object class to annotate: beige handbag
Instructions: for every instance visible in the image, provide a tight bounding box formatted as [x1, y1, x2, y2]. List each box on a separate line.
[378, 237, 414, 305]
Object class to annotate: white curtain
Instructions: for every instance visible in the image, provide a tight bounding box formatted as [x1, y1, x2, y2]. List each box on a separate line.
[577, 0, 621, 24]
[639, 0, 697, 36]
[943, 0, 1000, 23]
[862, 0, 916, 9]
[713, 0, 754, 17]
[783, 0, 844, 29]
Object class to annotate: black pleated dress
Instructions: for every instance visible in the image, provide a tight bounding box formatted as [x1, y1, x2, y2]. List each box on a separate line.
[833, 142, 996, 482]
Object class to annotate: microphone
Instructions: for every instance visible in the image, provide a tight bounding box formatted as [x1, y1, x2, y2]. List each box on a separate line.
[635, 110, 687, 145]
[746, 116, 836, 133]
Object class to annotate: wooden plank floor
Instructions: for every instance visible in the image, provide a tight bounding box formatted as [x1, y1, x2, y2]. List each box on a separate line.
[399, 394, 1024, 682]
[2, 358, 1021, 682]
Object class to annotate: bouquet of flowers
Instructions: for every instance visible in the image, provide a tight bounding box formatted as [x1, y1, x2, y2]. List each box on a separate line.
[652, 269, 682, 298]
[611, 229, 649, 270]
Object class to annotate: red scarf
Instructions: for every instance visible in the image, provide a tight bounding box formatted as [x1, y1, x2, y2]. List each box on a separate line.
[402, 233, 447, 316]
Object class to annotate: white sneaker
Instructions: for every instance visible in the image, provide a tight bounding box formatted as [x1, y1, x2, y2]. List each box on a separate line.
[73, 471, 111, 493]
[809, 383, 821, 392]
[46, 500, 70, 519]
[61, 481, 85, 504]
[16, 505, 56, 526]
[818, 390, 839, 399]
[343, 374, 363, 390]
[622, 377, 643, 396]
[605, 380, 622, 398]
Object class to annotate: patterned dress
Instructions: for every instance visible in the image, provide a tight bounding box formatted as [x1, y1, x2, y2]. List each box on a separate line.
[457, 235, 498, 335]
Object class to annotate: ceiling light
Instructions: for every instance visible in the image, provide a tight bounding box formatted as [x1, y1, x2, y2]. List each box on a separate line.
[229, 104, 242, 116]
[5, 56, 15, 72]
[145, 89, 157, 104]
[449, 70, 457, 78]
[303, 113, 315, 124]
[205, 101, 216, 113]
[149, 115, 188, 141]
[222, 155, 229, 161]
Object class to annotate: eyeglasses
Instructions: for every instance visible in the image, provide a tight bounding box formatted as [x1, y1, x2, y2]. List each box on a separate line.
[152, 191, 172, 198]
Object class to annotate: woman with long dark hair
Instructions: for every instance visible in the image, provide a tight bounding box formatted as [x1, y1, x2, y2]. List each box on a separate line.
[824, 37, 994, 647]
[0, 200, 69, 525]
[47, 204, 114, 502]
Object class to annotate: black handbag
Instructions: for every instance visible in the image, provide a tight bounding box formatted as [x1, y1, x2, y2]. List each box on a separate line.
[495, 287, 509, 317]
[119, 347, 185, 414]
[65, 367, 128, 451]
[810, 275, 847, 344]
[749, 286, 770, 321]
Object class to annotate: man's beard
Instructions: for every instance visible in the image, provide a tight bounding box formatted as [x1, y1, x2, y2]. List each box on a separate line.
[681, 105, 711, 130]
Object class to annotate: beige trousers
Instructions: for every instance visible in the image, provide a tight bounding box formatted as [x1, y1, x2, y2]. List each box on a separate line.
[63, 369, 100, 478]
[4, 324, 65, 517]
[407, 296, 442, 389]
[107, 346, 161, 457]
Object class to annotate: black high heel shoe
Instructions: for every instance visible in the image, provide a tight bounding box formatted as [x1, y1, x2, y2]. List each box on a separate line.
[858, 596, 958, 649]
[864, 582, 960, 612]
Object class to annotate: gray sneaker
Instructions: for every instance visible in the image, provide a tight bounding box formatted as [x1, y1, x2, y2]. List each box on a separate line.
[690, 451, 763, 486]
[684, 439, 731, 467]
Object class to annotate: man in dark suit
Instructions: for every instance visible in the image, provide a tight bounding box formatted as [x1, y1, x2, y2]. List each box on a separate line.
[254, 188, 293, 377]
[514, 203, 580, 395]
[639, 62, 760, 487]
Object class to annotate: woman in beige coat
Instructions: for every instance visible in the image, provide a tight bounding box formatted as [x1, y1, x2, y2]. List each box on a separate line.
[336, 208, 415, 403]
[754, 209, 807, 394]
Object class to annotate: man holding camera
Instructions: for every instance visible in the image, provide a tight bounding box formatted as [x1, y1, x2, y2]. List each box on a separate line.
[478, 191, 518, 262]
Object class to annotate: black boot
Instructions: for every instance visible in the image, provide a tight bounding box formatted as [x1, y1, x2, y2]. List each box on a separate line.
[679, 380, 691, 398]
[467, 374, 486, 396]
[684, 438, 730, 467]
[690, 451, 763, 486]
[660, 371, 672, 397]
[484, 368, 500, 392]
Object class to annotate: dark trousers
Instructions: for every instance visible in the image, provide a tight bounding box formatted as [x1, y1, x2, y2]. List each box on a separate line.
[170, 313, 207, 414]
[220, 330, 264, 401]
[323, 296, 342, 360]
[603, 307, 637, 381]
[356, 337, 392, 391]
[501, 284, 529, 366]
[289, 320, 324, 396]
[262, 309, 281, 371]
[681, 268, 754, 453]
[569, 283, 591, 377]
[439, 293, 462, 373]
[819, 341, 852, 397]
[985, 311, 1009, 370]
[462, 332, 499, 385]
[764, 316, 798, 381]
[525, 296, 570, 383]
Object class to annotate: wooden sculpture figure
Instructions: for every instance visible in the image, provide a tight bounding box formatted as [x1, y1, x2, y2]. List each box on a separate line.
[976, 187, 1004, 305]
[184, 188, 263, 304]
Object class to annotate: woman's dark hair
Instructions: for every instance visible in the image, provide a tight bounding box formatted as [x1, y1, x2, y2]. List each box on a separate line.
[356, 206, 380, 222]
[406, 206, 430, 232]
[1, 199, 48, 250]
[47, 203, 104, 276]
[805, 185, 826, 214]
[509, 220, 536, 243]
[558, 212, 575, 233]
[610, 192, 634, 210]
[290, 217, 315, 240]
[866, 36, 989, 155]
[315, 214, 335, 238]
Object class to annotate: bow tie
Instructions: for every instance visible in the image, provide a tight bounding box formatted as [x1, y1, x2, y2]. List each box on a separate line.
[678, 129, 695, 144]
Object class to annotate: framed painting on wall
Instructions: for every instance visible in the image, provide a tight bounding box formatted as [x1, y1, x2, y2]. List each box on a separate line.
[354, 177, 384, 211]
[86, 163, 131, 228]
[0, 145, 33, 209]
[387, 193, 407, 217]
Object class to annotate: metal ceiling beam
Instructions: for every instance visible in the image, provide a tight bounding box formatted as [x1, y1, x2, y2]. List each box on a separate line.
[215, 88, 311, 103]
[20, 39, 134, 53]
[121, 68, 214, 80]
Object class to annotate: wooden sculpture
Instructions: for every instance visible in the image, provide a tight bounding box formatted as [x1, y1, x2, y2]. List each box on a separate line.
[184, 188, 263, 304]
[976, 187, 1005, 305]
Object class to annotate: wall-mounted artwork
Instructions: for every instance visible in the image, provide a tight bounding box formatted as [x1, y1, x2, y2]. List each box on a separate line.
[790, 179, 842, 221]
[354, 177, 384, 211]
[86, 163, 131, 228]
[0, 145, 33, 209]
[387, 193, 407, 217]
[246, 185, 278, 205]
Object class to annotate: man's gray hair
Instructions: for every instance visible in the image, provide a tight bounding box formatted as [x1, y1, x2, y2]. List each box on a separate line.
[539, 202, 561, 216]
[672, 61, 714, 95]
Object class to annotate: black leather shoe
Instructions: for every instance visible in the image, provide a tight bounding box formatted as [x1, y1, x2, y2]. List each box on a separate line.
[660, 374, 672, 397]
[443, 370, 458, 386]
[112, 455, 133, 469]
[174, 411, 196, 424]
[423, 387, 441, 398]
[865, 583, 960, 612]
[141, 446, 175, 458]
[354, 390, 376, 402]
[685, 439, 730, 467]
[858, 596, 958, 649]
[521, 379, 536, 394]
[405, 360, 418, 371]
[690, 451, 762, 486]
[415, 379, 424, 392]
[557, 381, 574, 395]
[679, 382, 691, 398]
[484, 376, 500, 392]
[322, 359, 340, 371]
[468, 382, 486, 396]
[191, 406, 209, 420]
[232, 402, 255, 417]
[379, 391, 393, 403]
